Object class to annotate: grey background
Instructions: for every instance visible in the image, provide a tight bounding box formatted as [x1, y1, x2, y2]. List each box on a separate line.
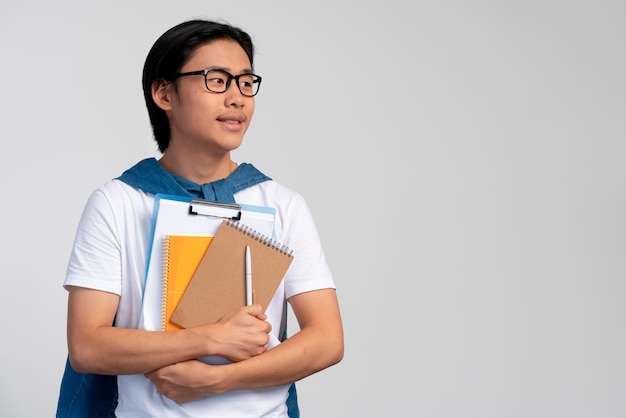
[1, 1, 624, 417]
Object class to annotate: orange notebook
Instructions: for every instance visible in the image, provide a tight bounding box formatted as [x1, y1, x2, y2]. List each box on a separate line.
[161, 235, 214, 331]
[171, 220, 294, 329]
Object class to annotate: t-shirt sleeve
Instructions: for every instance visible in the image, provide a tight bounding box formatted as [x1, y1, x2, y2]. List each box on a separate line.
[63, 189, 122, 295]
[279, 193, 335, 299]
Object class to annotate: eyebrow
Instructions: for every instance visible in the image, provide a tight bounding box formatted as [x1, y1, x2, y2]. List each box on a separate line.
[204, 65, 255, 74]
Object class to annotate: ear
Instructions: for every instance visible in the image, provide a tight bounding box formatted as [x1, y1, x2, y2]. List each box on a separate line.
[152, 80, 173, 111]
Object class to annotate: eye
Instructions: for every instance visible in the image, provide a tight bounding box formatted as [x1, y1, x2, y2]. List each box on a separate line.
[238, 75, 254, 87]
[205, 70, 228, 90]
[238, 74, 256, 93]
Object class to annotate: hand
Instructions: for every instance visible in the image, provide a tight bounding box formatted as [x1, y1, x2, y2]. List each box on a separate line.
[192, 304, 272, 362]
[146, 360, 220, 404]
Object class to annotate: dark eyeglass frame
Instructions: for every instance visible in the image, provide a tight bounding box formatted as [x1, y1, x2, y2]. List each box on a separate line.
[171, 68, 262, 97]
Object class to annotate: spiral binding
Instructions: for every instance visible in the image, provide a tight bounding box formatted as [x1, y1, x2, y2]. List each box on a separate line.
[226, 219, 294, 257]
[161, 235, 171, 331]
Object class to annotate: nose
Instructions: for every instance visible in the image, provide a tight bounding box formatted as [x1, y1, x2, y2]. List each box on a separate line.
[224, 82, 244, 108]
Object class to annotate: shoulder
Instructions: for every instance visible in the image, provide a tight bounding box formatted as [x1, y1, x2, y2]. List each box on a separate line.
[94, 178, 150, 198]
[80, 179, 154, 223]
[235, 180, 310, 216]
[88, 179, 152, 203]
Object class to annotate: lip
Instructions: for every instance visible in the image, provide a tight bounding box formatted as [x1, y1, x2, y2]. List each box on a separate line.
[217, 113, 246, 124]
[217, 113, 246, 131]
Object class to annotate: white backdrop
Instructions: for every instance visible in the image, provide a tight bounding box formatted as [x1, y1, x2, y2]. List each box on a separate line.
[1, 1, 625, 417]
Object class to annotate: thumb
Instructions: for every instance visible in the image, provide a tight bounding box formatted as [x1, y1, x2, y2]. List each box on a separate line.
[245, 304, 266, 319]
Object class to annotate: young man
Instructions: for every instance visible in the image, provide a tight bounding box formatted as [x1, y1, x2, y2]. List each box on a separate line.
[58, 19, 343, 417]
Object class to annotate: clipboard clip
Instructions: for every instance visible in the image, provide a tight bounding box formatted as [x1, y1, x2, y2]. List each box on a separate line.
[189, 200, 242, 220]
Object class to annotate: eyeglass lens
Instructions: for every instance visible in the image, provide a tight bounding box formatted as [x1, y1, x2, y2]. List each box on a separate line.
[205, 70, 260, 96]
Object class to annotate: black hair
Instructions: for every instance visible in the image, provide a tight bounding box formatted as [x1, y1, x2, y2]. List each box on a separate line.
[142, 20, 255, 153]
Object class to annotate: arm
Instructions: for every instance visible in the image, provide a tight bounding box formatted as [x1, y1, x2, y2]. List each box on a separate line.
[67, 286, 272, 375]
[145, 288, 344, 403]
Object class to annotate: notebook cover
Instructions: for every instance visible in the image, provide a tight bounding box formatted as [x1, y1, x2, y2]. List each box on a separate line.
[162, 235, 213, 331]
[171, 220, 294, 328]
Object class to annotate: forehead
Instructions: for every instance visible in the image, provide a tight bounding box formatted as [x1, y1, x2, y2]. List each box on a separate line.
[184, 39, 252, 72]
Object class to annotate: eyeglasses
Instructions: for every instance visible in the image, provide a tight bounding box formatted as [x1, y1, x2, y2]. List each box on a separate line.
[172, 69, 262, 97]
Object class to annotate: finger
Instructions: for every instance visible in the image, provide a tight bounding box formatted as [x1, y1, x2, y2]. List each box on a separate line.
[245, 304, 266, 319]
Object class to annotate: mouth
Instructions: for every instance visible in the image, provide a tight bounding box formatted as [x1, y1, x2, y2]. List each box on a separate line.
[217, 114, 246, 131]
[217, 114, 245, 125]
[219, 119, 243, 125]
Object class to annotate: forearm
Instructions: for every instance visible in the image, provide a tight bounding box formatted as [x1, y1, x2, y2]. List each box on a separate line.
[146, 325, 343, 403]
[67, 286, 218, 375]
[145, 289, 344, 403]
[220, 326, 344, 391]
[67, 286, 273, 376]
[68, 326, 210, 375]
[219, 289, 344, 391]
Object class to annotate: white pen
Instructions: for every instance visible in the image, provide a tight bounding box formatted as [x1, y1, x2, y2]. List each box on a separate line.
[245, 245, 253, 305]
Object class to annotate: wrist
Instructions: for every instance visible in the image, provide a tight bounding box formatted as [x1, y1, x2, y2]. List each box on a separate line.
[181, 326, 222, 359]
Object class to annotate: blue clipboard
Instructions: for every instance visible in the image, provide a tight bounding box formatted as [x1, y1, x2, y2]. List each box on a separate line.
[138, 194, 276, 331]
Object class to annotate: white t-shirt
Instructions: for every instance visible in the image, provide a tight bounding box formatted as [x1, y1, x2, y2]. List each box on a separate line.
[64, 178, 335, 417]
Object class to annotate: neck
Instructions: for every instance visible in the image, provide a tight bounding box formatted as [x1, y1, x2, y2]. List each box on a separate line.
[158, 152, 237, 184]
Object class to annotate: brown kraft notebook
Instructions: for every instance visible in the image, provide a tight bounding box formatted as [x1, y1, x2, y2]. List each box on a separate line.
[171, 220, 294, 328]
